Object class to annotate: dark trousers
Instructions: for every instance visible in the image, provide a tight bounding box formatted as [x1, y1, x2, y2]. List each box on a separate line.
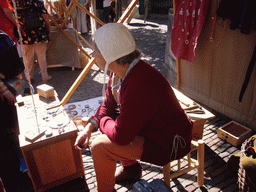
[0, 98, 25, 191]
[101, 6, 114, 23]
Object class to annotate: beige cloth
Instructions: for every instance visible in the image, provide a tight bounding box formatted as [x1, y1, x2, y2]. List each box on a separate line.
[46, 28, 81, 68]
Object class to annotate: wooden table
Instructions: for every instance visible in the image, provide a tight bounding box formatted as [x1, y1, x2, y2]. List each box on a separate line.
[16, 94, 85, 192]
[172, 87, 215, 140]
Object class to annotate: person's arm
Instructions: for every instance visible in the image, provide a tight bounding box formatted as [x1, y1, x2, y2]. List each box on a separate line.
[42, 13, 51, 34]
[0, 80, 15, 105]
[2, 7, 17, 26]
[2, 5, 25, 36]
[74, 74, 117, 150]
[99, 81, 153, 145]
[99, 68, 159, 145]
[74, 120, 97, 150]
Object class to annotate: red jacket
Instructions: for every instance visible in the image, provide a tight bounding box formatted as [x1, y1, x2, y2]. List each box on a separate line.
[0, 0, 16, 43]
[92, 60, 192, 165]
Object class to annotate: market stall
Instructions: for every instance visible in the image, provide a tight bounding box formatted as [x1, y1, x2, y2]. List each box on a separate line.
[169, 0, 256, 130]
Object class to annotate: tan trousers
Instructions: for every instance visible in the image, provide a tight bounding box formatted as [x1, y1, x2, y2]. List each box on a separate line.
[91, 134, 145, 192]
[23, 43, 49, 81]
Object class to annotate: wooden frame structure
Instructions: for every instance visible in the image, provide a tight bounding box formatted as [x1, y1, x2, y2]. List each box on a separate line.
[44, 0, 139, 106]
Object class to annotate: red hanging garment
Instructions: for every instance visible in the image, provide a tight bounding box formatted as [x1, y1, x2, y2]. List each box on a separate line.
[171, 0, 210, 62]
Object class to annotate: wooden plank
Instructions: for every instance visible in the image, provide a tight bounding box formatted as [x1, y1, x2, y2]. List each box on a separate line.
[118, 0, 139, 23]
[70, 0, 105, 26]
[61, 57, 96, 106]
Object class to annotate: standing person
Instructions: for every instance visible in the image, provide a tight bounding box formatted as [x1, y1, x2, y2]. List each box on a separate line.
[0, 30, 32, 192]
[75, 0, 89, 34]
[96, 0, 103, 27]
[74, 23, 193, 192]
[101, 0, 112, 23]
[109, 1, 115, 22]
[0, 77, 22, 192]
[0, 0, 22, 45]
[18, 0, 52, 82]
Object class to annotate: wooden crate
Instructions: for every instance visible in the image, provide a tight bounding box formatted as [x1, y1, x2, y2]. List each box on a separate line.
[217, 121, 252, 147]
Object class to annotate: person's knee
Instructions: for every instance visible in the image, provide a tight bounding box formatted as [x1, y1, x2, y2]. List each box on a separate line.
[91, 134, 109, 155]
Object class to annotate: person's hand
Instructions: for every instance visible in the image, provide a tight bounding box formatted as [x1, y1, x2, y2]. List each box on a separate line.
[74, 125, 92, 150]
[0, 92, 16, 105]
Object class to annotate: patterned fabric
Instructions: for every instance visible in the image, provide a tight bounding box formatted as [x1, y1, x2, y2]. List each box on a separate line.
[171, 0, 210, 62]
[238, 136, 256, 191]
[17, 0, 49, 44]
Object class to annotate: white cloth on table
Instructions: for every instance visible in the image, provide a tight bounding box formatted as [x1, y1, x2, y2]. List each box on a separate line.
[46, 28, 81, 68]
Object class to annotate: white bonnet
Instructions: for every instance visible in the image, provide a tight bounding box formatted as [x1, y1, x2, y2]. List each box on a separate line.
[93, 23, 136, 99]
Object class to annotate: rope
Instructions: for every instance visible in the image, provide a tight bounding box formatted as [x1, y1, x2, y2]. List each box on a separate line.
[11, 0, 40, 132]
[170, 134, 186, 160]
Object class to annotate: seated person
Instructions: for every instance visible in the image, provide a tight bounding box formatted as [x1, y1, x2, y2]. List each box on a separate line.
[74, 23, 193, 192]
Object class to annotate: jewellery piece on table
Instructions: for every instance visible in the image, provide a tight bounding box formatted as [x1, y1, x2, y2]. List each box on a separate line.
[67, 110, 78, 116]
[87, 107, 93, 116]
[81, 108, 87, 116]
[68, 104, 76, 110]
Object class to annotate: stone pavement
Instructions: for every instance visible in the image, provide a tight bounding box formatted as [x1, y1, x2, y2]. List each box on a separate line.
[27, 16, 245, 191]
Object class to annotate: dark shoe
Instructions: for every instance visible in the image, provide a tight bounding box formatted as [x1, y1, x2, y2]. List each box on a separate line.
[115, 162, 142, 184]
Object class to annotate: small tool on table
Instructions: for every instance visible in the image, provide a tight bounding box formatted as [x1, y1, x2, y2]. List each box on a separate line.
[184, 102, 205, 114]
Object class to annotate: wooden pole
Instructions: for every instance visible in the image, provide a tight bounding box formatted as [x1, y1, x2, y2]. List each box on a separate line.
[173, 0, 181, 90]
[61, 29, 92, 58]
[118, 0, 139, 23]
[45, 0, 62, 18]
[70, 0, 105, 26]
[61, 57, 96, 106]
[46, 2, 77, 50]
[77, 32, 94, 50]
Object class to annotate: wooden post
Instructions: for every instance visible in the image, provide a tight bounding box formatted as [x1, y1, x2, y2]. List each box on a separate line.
[46, 2, 77, 50]
[118, 0, 139, 23]
[163, 163, 171, 187]
[197, 140, 205, 186]
[45, 0, 62, 18]
[70, 0, 105, 26]
[172, 0, 181, 90]
[61, 58, 96, 106]
[89, 0, 97, 34]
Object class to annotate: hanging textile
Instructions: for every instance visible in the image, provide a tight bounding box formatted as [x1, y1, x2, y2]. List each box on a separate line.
[216, 0, 256, 102]
[216, 0, 256, 35]
[171, 0, 210, 62]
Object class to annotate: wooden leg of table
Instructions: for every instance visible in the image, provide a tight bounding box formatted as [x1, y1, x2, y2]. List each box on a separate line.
[192, 119, 207, 140]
